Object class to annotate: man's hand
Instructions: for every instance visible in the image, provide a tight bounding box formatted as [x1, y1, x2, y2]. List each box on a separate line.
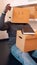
[4, 4, 11, 13]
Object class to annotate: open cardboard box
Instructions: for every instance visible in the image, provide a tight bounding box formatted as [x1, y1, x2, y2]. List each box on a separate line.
[16, 30, 37, 52]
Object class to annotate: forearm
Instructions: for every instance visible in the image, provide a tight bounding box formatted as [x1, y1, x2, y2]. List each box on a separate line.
[0, 13, 9, 30]
[0, 13, 6, 29]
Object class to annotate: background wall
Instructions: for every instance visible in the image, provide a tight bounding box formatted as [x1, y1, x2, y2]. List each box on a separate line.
[0, 0, 13, 21]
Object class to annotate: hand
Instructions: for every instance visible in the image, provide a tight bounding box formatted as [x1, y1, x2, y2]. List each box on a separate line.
[4, 4, 11, 13]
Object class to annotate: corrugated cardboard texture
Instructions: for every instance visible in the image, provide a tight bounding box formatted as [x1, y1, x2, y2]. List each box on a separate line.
[12, 7, 30, 23]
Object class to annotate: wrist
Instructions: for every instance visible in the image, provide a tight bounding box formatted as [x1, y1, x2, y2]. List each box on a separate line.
[2, 9, 7, 15]
[4, 10, 7, 14]
[4, 8, 8, 13]
[2, 11, 6, 15]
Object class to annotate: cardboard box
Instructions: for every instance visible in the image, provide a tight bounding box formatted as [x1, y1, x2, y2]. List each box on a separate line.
[11, 7, 30, 23]
[35, 5, 37, 18]
[16, 30, 37, 52]
[11, 6, 37, 23]
[29, 5, 37, 19]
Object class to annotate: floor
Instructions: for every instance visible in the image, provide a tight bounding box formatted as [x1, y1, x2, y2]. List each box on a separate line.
[7, 53, 22, 65]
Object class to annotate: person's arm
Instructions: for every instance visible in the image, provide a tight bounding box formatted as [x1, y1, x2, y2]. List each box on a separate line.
[0, 4, 11, 30]
[0, 12, 6, 30]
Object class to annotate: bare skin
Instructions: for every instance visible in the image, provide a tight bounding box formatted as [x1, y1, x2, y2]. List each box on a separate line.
[4, 4, 11, 13]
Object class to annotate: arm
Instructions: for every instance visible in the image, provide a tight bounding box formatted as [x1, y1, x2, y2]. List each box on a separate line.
[0, 13, 6, 30]
[0, 4, 11, 30]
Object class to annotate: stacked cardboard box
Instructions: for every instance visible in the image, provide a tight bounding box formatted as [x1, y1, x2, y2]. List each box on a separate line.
[11, 5, 37, 52]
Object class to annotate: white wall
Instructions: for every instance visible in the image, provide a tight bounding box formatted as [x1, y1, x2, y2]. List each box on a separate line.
[0, 0, 5, 14]
[0, 0, 13, 21]
[10, 0, 37, 7]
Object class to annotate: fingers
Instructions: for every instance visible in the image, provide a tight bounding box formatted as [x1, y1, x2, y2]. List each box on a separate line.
[6, 4, 11, 11]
